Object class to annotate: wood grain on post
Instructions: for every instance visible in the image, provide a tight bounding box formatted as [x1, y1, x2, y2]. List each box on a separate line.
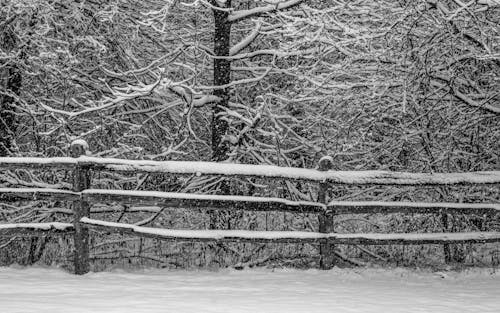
[441, 212, 452, 264]
[318, 156, 335, 269]
[71, 140, 91, 274]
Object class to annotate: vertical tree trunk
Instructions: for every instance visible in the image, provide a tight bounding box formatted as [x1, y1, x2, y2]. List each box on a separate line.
[211, 0, 232, 162]
[209, 1, 233, 235]
[0, 25, 21, 156]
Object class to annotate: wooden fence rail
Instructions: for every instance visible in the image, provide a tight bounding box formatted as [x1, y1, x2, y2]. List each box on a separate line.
[0, 140, 499, 274]
[2, 157, 500, 185]
[2, 189, 500, 215]
[80, 218, 500, 244]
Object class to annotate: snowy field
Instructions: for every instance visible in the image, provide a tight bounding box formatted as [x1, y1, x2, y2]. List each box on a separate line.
[1, 267, 499, 313]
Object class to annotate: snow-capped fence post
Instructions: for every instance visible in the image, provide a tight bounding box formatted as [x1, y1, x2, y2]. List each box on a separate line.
[318, 156, 335, 269]
[70, 140, 91, 274]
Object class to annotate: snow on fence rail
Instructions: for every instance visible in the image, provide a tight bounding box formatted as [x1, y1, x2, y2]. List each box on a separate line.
[2, 188, 499, 215]
[0, 222, 74, 236]
[1, 141, 500, 274]
[1, 156, 500, 185]
[80, 218, 500, 245]
[328, 201, 500, 215]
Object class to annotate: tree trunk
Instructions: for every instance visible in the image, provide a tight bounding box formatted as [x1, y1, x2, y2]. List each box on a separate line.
[208, 1, 233, 235]
[211, 0, 232, 162]
[0, 25, 21, 156]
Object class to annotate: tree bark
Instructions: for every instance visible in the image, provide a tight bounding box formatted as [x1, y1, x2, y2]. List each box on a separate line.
[211, 0, 232, 162]
[209, 1, 233, 233]
[0, 25, 21, 156]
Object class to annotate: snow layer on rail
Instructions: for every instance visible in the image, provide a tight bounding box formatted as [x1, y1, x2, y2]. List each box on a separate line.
[80, 218, 500, 242]
[1, 187, 321, 208]
[335, 232, 500, 241]
[2, 188, 498, 216]
[328, 200, 500, 211]
[82, 189, 323, 208]
[80, 218, 326, 240]
[0, 222, 73, 231]
[0, 187, 77, 195]
[0, 157, 76, 166]
[1, 157, 499, 184]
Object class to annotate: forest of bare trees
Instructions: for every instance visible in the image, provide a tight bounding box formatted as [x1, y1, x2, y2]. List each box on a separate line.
[1, 0, 499, 270]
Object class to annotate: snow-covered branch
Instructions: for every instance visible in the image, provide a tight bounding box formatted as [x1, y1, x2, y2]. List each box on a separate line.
[228, 0, 305, 23]
[230, 20, 262, 56]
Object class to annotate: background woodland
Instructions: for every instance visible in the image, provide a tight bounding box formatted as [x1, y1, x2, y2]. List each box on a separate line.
[0, 0, 499, 270]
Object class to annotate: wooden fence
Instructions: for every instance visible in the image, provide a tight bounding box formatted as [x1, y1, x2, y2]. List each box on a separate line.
[1, 140, 500, 274]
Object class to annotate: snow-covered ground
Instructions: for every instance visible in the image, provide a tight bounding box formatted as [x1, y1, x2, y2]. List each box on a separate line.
[0, 267, 499, 313]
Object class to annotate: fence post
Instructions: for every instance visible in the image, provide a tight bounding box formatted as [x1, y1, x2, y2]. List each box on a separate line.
[70, 140, 91, 274]
[318, 156, 334, 269]
[441, 212, 452, 264]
